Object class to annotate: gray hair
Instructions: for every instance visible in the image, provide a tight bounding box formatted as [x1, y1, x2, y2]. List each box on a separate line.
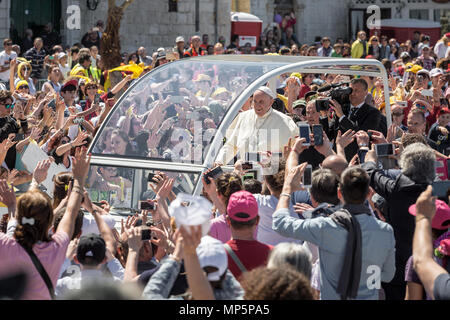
[267, 243, 312, 280]
[399, 142, 436, 184]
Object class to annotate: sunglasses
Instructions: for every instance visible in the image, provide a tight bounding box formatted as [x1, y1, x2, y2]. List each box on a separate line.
[415, 103, 426, 110]
[5, 43, 12, 46]
[5, 104, 14, 109]
[18, 85, 29, 90]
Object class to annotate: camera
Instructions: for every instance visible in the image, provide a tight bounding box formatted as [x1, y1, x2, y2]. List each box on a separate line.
[315, 83, 352, 114]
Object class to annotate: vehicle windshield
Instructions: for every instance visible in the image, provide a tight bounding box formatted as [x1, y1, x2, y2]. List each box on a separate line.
[86, 165, 200, 213]
[91, 58, 286, 165]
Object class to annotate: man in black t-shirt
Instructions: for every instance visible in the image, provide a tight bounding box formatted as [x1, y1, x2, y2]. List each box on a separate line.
[428, 108, 450, 156]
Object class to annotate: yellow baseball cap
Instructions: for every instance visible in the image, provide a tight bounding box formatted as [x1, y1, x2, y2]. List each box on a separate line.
[15, 80, 29, 90]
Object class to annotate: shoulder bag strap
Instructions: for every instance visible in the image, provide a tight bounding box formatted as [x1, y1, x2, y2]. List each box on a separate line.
[19, 243, 55, 299]
[224, 244, 248, 274]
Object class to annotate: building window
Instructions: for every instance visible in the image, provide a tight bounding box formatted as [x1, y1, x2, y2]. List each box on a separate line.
[381, 8, 391, 19]
[434, 9, 450, 22]
[410, 9, 429, 20]
[169, 0, 177, 12]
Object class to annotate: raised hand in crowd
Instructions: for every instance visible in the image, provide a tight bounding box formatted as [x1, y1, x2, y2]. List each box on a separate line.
[179, 225, 215, 300]
[0, 179, 16, 218]
[31, 158, 52, 186]
[120, 214, 139, 242]
[367, 129, 388, 144]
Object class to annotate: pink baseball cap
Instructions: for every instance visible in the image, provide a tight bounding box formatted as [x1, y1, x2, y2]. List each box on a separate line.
[409, 199, 450, 230]
[227, 190, 258, 222]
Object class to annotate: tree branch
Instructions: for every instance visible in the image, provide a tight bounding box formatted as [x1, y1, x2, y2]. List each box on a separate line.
[120, 0, 135, 10]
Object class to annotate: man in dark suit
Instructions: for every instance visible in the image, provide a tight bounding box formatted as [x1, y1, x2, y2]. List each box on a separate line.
[329, 78, 381, 161]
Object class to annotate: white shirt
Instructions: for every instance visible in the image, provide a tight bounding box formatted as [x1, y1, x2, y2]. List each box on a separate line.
[217, 108, 298, 165]
[56, 268, 121, 297]
[254, 194, 303, 246]
[0, 50, 17, 81]
[434, 41, 448, 60]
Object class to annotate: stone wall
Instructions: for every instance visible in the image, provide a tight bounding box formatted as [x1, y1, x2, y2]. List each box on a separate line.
[62, 0, 231, 54]
[0, 0, 10, 41]
[295, 0, 350, 44]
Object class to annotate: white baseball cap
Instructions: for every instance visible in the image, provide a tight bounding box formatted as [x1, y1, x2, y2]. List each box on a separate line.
[430, 68, 444, 78]
[169, 193, 212, 236]
[417, 69, 430, 77]
[256, 86, 276, 99]
[176, 36, 185, 43]
[196, 235, 228, 281]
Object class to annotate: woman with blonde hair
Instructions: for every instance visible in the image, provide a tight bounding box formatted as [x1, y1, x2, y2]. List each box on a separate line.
[434, 33, 450, 60]
[9, 59, 36, 95]
[368, 35, 381, 60]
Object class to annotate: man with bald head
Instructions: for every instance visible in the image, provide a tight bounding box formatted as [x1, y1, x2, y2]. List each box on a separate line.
[216, 86, 298, 165]
[137, 47, 152, 66]
[322, 155, 349, 176]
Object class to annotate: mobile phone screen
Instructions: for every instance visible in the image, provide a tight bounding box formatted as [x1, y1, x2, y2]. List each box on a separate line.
[298, 124, 311, 145]
[375, 143, 394, 156]
[432, 181, 450, 198]
[312, 125, 323, 146]
[139, 201, 155, 210]
[245, 152, 260, 162]
[204, 166, 224, 184]
[303, 165, 312, 187]
[141, 228, 152, 241]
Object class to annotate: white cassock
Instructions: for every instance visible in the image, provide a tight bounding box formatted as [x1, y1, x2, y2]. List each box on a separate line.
[216, 107, 298, 165]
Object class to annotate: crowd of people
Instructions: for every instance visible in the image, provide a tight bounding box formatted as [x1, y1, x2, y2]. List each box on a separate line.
[0, 15, 449, 300]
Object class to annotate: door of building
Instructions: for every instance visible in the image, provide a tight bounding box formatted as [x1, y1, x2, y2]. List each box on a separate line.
[10, 0, 61, 48]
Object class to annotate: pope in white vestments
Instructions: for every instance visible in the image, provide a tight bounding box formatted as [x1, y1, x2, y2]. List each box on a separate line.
[216, 86, 298, 165]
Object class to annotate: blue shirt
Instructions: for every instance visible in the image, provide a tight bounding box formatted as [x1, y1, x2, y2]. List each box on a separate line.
[272, 207, 396, 300]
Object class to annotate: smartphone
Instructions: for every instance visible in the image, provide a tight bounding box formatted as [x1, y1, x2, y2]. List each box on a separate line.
[94, 93, 101, 104]
[242, 162, 253, 170]
[171, 96, 185, 104]
[204, 166, 224, 184]
[447, 158, 450, 179]
[312, 124, 323, 146]
[298, 123, 311, 146]
[302, 164, 312, 188]
[147, 172, 156, 182]
[139, 200, 156, 211]
[48, 98, 56, 110]
[432, 181, 450, 198]
[11, 133, 24, 142]
[375, 143, 394, 157]
[242, 171, 257, 181]
[421, 89, 433, 97]
[141, 228, 152, 241]
[357, 149, 368, 164]
[245, 152, 261, 162]
[92, 201, 104, 207]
